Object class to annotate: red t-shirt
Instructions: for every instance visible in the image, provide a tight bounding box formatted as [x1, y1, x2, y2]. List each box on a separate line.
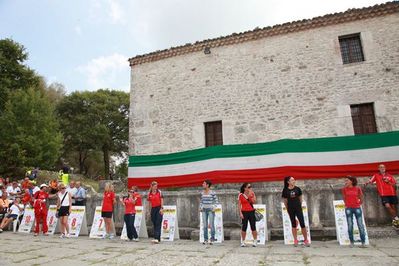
[148, 190, 162, 208]
[342, 186, 363, 208]
[134, 192, 142, 206]
[370, 173, 396, 196]
[238, 193, 255, 212]
[102, 191, 115, 212]
[123, 198, 136, 214]
[22, 192, 32, 205]
[33, 191, 49, 210]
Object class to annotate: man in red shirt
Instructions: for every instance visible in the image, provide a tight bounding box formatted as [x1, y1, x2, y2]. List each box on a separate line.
[365, 164, 399, 227]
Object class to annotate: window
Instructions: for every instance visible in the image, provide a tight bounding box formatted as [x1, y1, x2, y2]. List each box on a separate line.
[339, 33, 364, 64]
[350, 103, 377, 135]
[204, 121, 223, 147]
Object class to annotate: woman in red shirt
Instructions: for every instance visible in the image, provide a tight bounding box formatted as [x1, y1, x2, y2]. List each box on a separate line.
[342, 176, 366, 247]
[148, 181, 163, 243]
[33, 184, 50, 236]
[238, 183, 257, 247]
[120, 190, 138, 241]
[101, 183, 116, 239]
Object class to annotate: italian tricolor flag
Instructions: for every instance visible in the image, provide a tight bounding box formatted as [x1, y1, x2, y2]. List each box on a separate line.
[128, 131, 399, 188]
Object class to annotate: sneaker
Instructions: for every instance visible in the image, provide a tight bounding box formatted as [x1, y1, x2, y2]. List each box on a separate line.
[392, 219, 399, 228]
[202, 241, 207, 245]
[132, 238, 139, 242]
[208, 239, 213, 245]
[240, 242, 246, 247]
[109, 234, 115, 239]
[293, 239, 298, 247]
[304, 240, 310, 247]
[152, 239, 159, 244]
[0, 228, 3, 232]
[43, 232, 49, 236]
[349, 242, 355, 248]
[34, 233, 38, 237]
[65, 234, 71, 238]
[359, 243, 367, 248]
[103, 233, 109, 239]
[59, 234, 65, 239]
[252, 240, 257, 247]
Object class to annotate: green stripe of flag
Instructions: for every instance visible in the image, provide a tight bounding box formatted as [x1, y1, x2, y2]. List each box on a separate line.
[129, 131, 399, 167]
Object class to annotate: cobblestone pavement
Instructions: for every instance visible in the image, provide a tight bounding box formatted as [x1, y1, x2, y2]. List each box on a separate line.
[0, 233, 398, 265]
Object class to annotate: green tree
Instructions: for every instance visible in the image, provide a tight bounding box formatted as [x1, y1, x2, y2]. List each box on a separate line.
[57, 89, 129, 178]
[0, 38, 41, 112]
[0, 88, 63, 175]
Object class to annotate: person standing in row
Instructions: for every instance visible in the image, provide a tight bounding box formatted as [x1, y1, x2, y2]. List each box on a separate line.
[33, 184, 50, 236]
[365, 164, 399, 228]
[121, 189, 139, 241]
[342, 176, 366, 247]
[282, 176, 310, 247]
[101, 183, 116, 239]
[131, 186, 142, 206]
[148, 181, 163, 244]
[238, 183, 257, 247]
[199, 180, 218, 245]
[57, 184, 72, 238]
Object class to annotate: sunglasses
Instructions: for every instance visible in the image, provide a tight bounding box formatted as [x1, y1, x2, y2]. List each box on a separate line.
[247, 185, 252, 189]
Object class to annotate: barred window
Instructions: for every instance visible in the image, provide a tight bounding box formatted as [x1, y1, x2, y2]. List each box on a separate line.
[339, 34, 364, 64]
[204, 121, 223, 147]
[351, 103, 377, 135]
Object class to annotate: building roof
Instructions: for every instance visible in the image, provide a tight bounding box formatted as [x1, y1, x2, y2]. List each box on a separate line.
[129, 1, 399, 66]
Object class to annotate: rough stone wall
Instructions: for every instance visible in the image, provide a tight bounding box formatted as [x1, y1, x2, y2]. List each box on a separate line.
[129, 13, 399, 155]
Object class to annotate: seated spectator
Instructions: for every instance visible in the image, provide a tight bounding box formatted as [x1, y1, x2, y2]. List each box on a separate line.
[0, 192, 10, 216]
[21, 177, 31, 190]
[4, 177, 10, 187]
[0, 198, 23, 232]
[6, 181, 21, 201]
[0, 185, 4, 197]
[73, 181, 86, 206]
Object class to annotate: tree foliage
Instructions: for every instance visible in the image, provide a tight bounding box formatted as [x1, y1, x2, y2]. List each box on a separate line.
[0, 88, 63, 175]
[57, 89, 129, 178]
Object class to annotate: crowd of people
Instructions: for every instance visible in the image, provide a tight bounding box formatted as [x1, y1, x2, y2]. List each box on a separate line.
[0, 164, 397, 248]
[0, 171, 87, 237]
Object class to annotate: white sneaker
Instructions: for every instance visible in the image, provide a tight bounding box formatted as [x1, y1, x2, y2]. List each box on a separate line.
[59, 234, 65, 239]
[152, 239, 159, 244]
[252, 240, 257, 247]
[133, 238, 139, 242]
[109, 234, 115, 239]
[240, 242, 246, 247]
[65, 234, 71, 238]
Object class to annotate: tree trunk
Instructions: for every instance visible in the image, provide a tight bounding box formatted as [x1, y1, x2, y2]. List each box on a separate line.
[103, 146, 110, 179]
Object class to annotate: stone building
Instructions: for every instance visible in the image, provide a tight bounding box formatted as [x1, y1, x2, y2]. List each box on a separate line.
[126, 2, 399, 234]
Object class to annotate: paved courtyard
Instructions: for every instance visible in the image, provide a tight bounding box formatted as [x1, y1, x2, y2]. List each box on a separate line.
[0, 233, 398, 266]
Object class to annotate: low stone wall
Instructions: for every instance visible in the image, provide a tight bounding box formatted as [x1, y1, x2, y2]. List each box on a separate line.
[80, 177, 398, 237]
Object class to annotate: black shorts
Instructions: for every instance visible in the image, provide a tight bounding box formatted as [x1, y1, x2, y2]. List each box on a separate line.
[241, 210, 256, 232]
[6, 214, 18, 219]
[101, 211, 113, 218]
[58, 206, 70, 217]
[381, 196, 398, 206]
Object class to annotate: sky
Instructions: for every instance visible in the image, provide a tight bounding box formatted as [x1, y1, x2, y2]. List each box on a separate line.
[0, 0, 388, 93]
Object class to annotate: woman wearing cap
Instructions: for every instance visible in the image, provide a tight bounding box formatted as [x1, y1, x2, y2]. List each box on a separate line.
[33, 184, 50, 236]
[238, 183, 257, 247]
[148, 181, 163, 243]
[101, 183, 116, 239]
[282, 176, 310, 247]
[57, 183, 72, 238]
[120, 189, 139, 241]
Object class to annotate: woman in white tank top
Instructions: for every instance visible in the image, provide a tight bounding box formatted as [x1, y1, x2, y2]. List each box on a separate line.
[57, 184, 72, 238]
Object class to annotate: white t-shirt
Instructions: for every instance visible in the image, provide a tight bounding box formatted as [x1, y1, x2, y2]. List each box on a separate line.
[58, 191, 70, 207]
[67, 187, 77, 203]
[6, 186, 21, 199]
[10, 204, 21, 216]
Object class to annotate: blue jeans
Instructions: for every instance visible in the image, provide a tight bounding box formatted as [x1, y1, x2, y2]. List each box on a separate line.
[345, 207, 366, 244]
[202, 208, 215, 241]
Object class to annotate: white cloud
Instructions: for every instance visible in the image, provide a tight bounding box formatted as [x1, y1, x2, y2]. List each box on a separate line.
[76, 53, 130, 91]
[108, 0, 125, 24]
[74, 25, 82, 35]
[88, 0, 126, 25]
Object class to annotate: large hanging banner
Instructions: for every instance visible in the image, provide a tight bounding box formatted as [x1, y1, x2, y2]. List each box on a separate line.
[281, 201, 311, 245]
[89, 206, 115, 238]
[199, 204, 224, 243]
[161, 205, 180, 241]
[120, 206, 148, 240]
[333, 200, 369, 245]
[18, 207, 35, 233]
[47, 205, 59, 235]
[68, 206, 88, 237]
[244, 204, 267, 245]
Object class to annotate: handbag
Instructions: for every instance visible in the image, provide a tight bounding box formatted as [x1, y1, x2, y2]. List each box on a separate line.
[56, 192, 68, 218]
[242, 193, 264, 222]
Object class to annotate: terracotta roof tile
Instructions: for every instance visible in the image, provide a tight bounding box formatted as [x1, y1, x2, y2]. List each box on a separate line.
[129, 1, 399, 66]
